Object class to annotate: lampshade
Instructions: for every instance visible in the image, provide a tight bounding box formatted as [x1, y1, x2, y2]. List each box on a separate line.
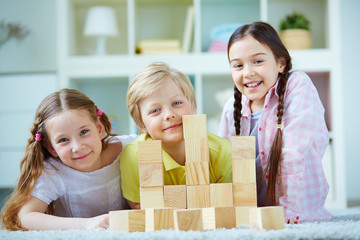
[84, 6, 118, 37]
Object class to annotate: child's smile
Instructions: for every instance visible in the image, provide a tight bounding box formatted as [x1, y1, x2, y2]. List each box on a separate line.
[45, 109, 105, 172]
[229, 35, 285, 112]
[139, 78, 195, 148]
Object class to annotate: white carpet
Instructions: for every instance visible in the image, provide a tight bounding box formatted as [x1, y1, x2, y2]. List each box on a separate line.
[1, 207, 360, 240]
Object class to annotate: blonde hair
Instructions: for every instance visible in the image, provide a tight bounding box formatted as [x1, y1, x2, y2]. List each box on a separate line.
[127, 62, 197, 130]
[1, 88, 115, 231]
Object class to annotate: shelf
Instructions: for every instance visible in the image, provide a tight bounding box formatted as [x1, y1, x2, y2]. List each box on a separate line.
[70, 76, 131, 135]
[66, 0, 128, 56]
[62, 49, 335, 79]
[200, 0, 261, 52]
[268, 0, 328, 48]
[134, 0, 193, 54]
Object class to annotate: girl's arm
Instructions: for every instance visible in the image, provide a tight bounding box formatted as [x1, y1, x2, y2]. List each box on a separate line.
[277, 72, 330, 220]
[218, 97, 235, 140]
[18, 196, 109, 230]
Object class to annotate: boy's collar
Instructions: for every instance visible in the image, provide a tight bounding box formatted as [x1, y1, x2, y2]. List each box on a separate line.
[142, 133, 183, 171]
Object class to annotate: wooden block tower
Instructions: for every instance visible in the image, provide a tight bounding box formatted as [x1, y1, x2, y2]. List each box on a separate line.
[109, 114, 284, 232]
[182, 114, 210, 209]
[138, 140, 164, 209]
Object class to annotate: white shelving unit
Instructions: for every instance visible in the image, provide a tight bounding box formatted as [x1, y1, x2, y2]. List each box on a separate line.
[57, 0, 346, 210]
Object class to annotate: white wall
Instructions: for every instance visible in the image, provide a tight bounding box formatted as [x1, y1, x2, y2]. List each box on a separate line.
[0, 0, 57, 73]
[0, 0, 57, 187]
[341, 0, 360, 201]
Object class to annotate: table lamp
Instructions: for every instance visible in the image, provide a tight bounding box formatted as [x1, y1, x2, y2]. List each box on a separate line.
[83, 6, 118, 55]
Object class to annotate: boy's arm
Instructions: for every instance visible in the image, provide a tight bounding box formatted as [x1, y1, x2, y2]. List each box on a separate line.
[120, 142, 141, 204]
[127, 200, 140, 209]
[18, 196, 109, 230]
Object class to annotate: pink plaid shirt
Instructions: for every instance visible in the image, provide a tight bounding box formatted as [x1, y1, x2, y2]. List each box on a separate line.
[218, 71, 331, 221]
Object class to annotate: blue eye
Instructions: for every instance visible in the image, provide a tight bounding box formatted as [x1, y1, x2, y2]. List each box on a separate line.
[173, 101, 181, 106]
[80, 129, 89, 136]
[151, 109, 160, 114]
[59, 138, 68, 143]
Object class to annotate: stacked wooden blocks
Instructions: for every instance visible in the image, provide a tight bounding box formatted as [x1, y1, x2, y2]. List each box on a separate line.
[109, 114, 285, 232]
[183, 115, 210, 209]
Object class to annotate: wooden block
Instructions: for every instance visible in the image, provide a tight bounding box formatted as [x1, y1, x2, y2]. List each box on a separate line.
[187, 185, 210, 209]
[164, 185, 187, 209]
[232, 159, 256, 183]
[182, 114, 207, 139]
[139, 163, 163, 187]
[138, 140, 162, 164]
[174, 209, 203, 231]
[185, 138, 209, 162]
[109, 209, 145, 232]
[210, 183, 233, 207]
[232, 136, 256, 159]
[233, 183, 257, 206]
[249, 206, 285, 231]
[145, 208, 174, 231]
[202, 207, 236, 230]
[185, 161, 210, 185]
[140, 186, 164, 209]
[235, 206, 257, 226]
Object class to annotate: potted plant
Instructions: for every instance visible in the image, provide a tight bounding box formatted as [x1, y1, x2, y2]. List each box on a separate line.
[279, 11, 311, 50]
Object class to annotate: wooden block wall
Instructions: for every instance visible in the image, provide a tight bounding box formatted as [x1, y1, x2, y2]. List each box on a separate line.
[138, 140, 163, 164]
[233, 182, 257, 206]
[187, 185, 210, 209]
[182, 114, 207, 140]
[202, 207, 236, 230]
[235, 206, 257, 226]
[232, 136, 256, 159]
[249, 206, 285, 231]
[232, 158, 256, 183]
[174, 209, 203, 231]
[185, 138, 209, 162]
[185, 161, 210, 185]
[109, 209, 145, 232]
[210, 183, 233, 207]
[145, 208, 174, 231]
[164, 185, 187, 209]
[139, 163, 163, 187]
[140, 186, 164, 209]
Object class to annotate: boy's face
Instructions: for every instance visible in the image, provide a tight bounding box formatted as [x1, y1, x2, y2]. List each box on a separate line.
[139, 79, 195, 147]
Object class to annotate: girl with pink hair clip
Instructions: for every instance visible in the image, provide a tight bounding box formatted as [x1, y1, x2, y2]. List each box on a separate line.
[1, 88, 136, 230]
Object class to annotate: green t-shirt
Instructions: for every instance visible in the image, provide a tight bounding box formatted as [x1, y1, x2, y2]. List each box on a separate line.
[120, 132, 232, 203]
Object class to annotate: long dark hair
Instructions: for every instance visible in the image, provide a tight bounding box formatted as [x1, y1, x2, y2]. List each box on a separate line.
[227, 22, 292, 205]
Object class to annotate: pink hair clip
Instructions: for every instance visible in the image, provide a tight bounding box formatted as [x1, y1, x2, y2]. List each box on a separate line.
[97, 108, 103, 116]
[35, 133, 42, 142]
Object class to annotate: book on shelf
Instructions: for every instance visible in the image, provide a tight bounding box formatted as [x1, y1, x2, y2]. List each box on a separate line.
[136, 39, 181, 55]
[182, 6, 194, 53]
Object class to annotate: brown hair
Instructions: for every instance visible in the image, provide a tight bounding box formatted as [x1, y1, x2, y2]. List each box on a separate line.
[227, 22, 292, 205]
[1, 88, 115, 230]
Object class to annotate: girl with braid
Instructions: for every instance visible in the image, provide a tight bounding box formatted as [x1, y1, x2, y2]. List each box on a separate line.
[1, 88, 136, 230]
[218, 22, 331, 223]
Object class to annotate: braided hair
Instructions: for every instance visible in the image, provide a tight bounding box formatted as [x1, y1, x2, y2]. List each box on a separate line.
[1, 88, 116, 230]
[228, 22, 292, 205]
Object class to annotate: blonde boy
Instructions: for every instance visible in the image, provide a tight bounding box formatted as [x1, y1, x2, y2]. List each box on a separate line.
[120, 62, 232, 209]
